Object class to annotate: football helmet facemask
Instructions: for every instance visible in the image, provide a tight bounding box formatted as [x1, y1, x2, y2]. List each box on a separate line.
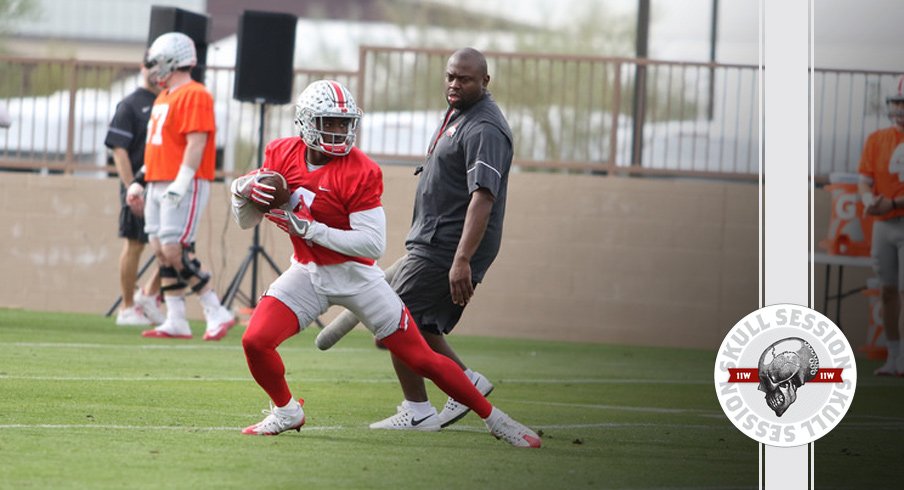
[145, 32, 197, 86]
[295, 80, 362, 157]
[886, 74, 904, 124]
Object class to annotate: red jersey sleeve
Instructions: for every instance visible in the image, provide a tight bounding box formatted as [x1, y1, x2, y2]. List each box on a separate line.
[346, 163, 383, 213]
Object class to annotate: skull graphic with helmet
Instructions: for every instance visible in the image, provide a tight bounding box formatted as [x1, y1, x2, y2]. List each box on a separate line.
[757, 337, 820, 417]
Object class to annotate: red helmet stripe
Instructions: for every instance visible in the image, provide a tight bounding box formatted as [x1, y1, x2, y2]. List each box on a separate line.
[329, 80, 349, 113]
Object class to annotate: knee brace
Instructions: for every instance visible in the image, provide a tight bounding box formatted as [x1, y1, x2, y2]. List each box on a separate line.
[159, 265, 187, 293]
[179, 247, 210, 294]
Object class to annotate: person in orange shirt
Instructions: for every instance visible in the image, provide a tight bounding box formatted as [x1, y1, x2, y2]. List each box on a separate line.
[127, 32, 234, 341]
[858, 74, 904, 375]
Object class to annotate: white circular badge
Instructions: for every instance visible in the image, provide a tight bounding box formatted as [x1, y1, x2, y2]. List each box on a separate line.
[713, 304, 857, 447]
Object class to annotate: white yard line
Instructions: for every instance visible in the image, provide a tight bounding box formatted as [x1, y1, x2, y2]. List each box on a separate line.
[0, 373, 715, 385]
[0, 422, 724, 432]
[0, 423, 343, 431]
[0, 341, 375, 353]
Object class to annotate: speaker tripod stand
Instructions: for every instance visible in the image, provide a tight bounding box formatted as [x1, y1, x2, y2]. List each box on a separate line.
[222, 102, 282, 310]
[219, 103, 324, 328]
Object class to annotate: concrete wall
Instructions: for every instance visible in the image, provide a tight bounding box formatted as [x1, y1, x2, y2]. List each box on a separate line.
[0, 168, 768, 350]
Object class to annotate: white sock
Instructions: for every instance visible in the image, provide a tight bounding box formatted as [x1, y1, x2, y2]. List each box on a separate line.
[404, 400, 435, 417]
[484, 406, 503, 423]
[199, 290, 222, 312]
[277, 398, 301, 413]
[463, 368, 476, 382]
[888, 340, 901, 361]
[164, 296, 186, 322]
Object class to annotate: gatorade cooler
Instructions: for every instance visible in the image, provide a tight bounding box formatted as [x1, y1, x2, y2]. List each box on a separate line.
[822, 173, 874, 256]
[861, 277, 888, 360]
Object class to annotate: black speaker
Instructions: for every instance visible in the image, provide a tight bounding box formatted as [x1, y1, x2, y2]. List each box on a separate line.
[147, 6, 210, 83]
[233, 11, 297, 104]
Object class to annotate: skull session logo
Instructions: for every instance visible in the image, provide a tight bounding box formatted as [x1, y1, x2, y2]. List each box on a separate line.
[714, 304, 857, 447]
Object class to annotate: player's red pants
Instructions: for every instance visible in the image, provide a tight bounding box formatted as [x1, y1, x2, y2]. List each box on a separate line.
[242, 296, 299, 407]
[243, 297, 492, 418]
[380, 307, 493, 419]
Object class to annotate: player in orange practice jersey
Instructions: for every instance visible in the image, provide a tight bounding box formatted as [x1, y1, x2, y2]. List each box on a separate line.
[127, 32, 234, 341]
[858, 74, 904, 376]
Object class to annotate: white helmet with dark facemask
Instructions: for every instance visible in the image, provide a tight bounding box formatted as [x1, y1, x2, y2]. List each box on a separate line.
[145, 32, 197, 84]
[886, 75, 904, 124]
[295, 80, 362, 156]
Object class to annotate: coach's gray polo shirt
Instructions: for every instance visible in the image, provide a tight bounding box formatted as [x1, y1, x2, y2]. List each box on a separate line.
[405, 93, 514, 282]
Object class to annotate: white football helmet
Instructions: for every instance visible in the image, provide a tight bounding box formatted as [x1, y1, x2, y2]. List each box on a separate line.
[886, 74, 904, 124]
[295, 80, 362, 156]
[145, 32, 197, 84]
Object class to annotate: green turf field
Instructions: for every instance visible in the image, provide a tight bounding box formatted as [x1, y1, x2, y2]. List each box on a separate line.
[0, 309, 900, 489]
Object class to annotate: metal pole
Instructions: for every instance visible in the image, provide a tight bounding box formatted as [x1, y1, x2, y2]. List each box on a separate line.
[631, 0, 650, 167]
[250, 102, 266, 306]
[708, 0, 720, 121]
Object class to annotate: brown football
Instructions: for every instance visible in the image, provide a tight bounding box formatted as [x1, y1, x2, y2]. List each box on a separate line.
[252, 172, 291, 212]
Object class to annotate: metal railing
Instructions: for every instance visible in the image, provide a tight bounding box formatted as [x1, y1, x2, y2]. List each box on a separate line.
[815, 68, 904, 176]
[0, 47, 894, 180]
[358, 47, 761, 179]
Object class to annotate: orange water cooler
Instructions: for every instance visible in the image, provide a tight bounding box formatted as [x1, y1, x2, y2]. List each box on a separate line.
[822, 173, 873, 256]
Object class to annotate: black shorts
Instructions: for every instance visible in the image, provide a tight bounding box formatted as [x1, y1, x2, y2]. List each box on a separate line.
[390, 254, 476, 335]
[118, 204, 148, 243]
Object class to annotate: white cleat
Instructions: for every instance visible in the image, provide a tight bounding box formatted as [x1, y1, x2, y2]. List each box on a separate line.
[874, 358, 898, 376]
[141, 318, 192, 339]
[369, 402, 441, 432]
[203, 306, 236, 341]
[242, 399, 306, 436]
[133, 291, 165, 325]
[116, 306, 152, 326]
[437, 371, 494, 427]
[485, 409, 542, 448]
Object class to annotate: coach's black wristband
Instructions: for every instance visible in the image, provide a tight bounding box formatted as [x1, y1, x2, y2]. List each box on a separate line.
[132, 167, 146, 186]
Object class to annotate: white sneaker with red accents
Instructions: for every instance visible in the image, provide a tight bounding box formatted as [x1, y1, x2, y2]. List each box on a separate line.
[437, 371, 494, 427]
[203, 306, 236, 341]
[141, 318, 192, 339]
[133, 290, 165, 325]
[874, 357, 898, 376]
[368, 401, 441, 432]
[116, 306, 152, 326]
[484, 409, 542, 448]
[242, 399, 306, 436]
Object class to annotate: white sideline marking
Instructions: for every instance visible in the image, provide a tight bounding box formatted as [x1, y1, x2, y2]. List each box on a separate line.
[517, 399, 721, 416]
[0, 373, 712, 386]
[1, 342, 373, 353]
[0, 422, 725, 432]
[0, 424, 343, 432]
[1, 419, 901, 433]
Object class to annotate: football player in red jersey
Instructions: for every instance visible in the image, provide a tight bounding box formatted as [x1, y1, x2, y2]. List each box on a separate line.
[230, 80, 540, 447]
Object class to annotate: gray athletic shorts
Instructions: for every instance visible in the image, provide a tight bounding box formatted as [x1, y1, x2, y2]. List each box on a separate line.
[390, 254, 476, 335]
[266, 261, 403, 340]
[144, 180, 210, 246]
[871, 217, 904, 288]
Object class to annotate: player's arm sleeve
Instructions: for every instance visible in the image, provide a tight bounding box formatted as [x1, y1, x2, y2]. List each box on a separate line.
[306, 206, 386, 260]
[104, 101, 134, 150]
[230, 169, 264, 229]
[231, 194, 264, 229]
[463, 125, 512, 198]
